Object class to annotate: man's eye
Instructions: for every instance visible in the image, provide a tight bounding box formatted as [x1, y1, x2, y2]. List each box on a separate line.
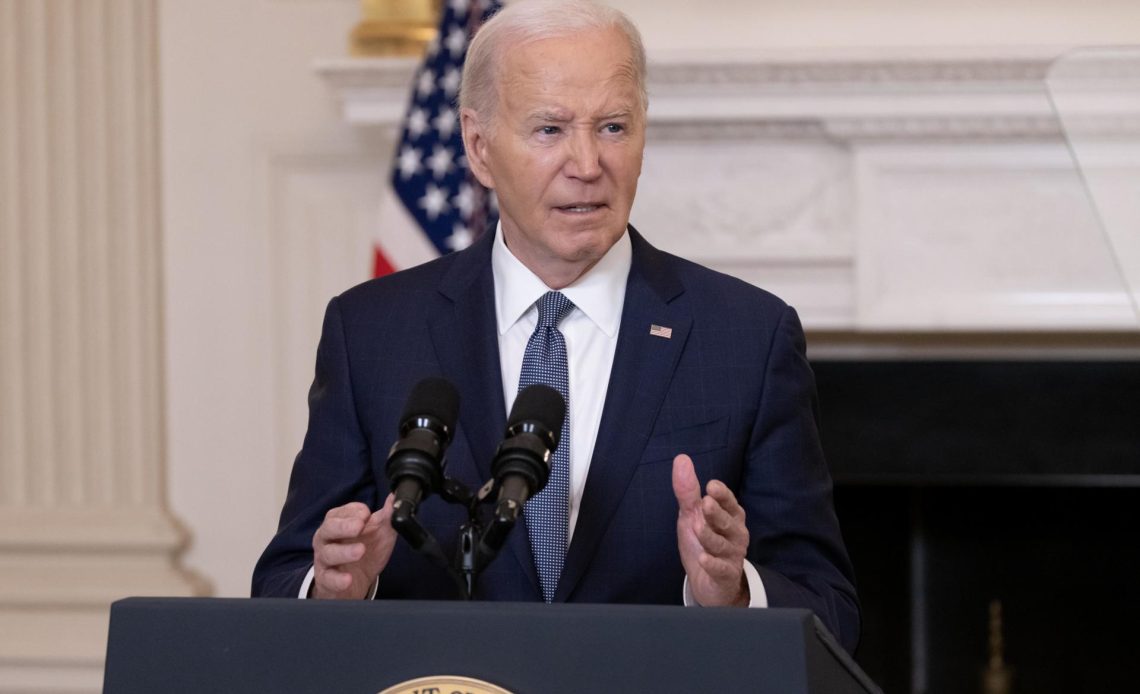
[539, 126, 561, 135]
[604, 123, 625, 133]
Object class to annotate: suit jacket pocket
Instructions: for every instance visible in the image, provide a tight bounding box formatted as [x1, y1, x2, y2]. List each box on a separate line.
[641, 410, 730, 464]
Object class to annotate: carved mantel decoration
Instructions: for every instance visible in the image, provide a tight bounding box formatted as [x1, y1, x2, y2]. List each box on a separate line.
[315, 50, 1140, 339]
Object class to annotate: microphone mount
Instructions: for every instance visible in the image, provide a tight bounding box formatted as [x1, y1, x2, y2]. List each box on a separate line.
[385, 382, 565, 601]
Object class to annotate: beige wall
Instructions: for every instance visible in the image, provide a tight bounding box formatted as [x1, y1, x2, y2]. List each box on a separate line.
[612, 0, 1140, 51]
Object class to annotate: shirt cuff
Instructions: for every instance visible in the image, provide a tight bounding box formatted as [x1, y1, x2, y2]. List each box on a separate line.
[299, 566, 315, 598]
[682, 560, 769, 608]
[298, 566, 379, 600]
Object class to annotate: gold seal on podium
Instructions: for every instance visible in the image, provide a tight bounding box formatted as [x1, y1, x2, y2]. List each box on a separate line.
[378, 675, 515, 694]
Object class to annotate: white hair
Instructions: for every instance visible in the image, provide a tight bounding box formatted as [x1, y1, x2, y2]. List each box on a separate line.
[458, 0, 648, 127]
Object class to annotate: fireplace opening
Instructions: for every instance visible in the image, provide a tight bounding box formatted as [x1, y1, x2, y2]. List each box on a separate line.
[815, 360, 1140, 693]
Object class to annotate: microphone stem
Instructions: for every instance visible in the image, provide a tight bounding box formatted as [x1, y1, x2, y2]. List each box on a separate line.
[458, 523, 477, 600]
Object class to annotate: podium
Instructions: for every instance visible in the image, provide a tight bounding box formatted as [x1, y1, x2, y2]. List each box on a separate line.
[103, 598, 880, 693]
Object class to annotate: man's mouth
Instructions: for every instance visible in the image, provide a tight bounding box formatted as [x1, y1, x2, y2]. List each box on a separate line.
[556, 203, 604, 213]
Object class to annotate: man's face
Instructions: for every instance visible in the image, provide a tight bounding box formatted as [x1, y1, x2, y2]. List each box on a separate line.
[463, 27, 645, 286]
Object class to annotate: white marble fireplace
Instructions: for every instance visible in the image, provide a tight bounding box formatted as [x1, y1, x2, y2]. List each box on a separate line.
[316, 50, 1140, 338]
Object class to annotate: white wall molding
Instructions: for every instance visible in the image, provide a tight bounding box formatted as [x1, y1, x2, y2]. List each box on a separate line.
[646, 55, 1056, 86]
[318, 52, 1076, 136]
[315, 57, 420, 124]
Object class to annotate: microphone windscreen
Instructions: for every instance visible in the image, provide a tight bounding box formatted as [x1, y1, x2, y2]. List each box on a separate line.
[508, 384, 566, 441]
[401, 377, 460, 429]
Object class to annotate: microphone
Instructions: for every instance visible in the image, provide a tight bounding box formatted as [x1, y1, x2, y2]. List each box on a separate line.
[490, 384, 566, 527]
[386, 377, 460, 532]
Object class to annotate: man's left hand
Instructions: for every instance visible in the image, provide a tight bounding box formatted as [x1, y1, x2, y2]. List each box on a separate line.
[672, 453, 750, 607]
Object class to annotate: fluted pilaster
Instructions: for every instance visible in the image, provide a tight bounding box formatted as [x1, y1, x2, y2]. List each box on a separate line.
[0, 1, 204, 690]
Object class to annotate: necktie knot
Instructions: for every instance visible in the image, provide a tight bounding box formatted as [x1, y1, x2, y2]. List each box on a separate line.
[536, 291, 574, 330]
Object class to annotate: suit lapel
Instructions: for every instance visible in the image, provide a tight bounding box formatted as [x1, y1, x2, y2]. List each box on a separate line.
[555, 229, 691, 602]
[429, 232, 504, 484]
[428, 231, 541, 596]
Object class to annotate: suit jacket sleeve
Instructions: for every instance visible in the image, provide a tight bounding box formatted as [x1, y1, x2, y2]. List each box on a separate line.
[743, 305, 860, 651]
[251, 296, 377, 597]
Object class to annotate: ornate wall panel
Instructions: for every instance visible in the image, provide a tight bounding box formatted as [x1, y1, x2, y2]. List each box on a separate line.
[854, 143, 1131, 329]
[259, 146, 406, 502]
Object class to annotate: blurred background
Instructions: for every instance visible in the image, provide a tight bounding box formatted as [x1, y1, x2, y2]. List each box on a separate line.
[1, 1, 1139, 691]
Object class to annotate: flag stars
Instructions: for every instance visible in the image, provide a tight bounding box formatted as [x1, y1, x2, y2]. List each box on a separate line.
[418, 184, 450, 220]
[416, 68, 435, 99]
[439, 66, 461, 96]
[445, 26, 468, 59]
[432, 108, 458, 140]
[452, 183, 475, 218]
[406, 107, 430, 139]
[396, 145, 423, 180]
[448, 224, 474, 251]
[390, 1, 500, 257]
[426, 145, 455, 180]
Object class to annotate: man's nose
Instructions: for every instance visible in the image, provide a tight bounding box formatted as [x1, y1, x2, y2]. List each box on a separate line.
[564, 130, 602, 181]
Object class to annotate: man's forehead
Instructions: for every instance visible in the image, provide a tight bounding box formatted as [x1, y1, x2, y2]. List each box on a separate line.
[503, 51, 637, 82]
[504, 85, 641, 124]
[497, 40, 640, 115]
[499, 29, 634, 79]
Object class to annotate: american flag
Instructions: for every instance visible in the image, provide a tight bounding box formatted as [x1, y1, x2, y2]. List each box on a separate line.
[381, 0, 502, 277]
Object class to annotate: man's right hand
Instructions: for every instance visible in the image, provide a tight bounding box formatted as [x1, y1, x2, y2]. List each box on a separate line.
[311, 494, 397, 599]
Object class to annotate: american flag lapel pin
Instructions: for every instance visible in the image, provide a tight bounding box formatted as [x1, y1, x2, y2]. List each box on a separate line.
[649, 324, 673, 339]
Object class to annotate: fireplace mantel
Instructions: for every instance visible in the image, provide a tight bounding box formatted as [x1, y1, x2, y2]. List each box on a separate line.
[315, 51, 1140, 338]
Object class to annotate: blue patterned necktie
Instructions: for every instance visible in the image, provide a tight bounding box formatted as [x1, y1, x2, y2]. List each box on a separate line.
[519, 290, 574, 603]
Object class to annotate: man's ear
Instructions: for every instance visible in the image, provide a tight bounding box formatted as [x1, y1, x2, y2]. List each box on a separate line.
[460, 108, 495, 189]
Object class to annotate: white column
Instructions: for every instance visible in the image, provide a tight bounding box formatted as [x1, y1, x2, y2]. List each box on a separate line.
[0, 1, 205, 690]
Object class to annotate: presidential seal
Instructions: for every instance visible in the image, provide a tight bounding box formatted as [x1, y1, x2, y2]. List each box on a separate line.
[377, 675, 515, 694]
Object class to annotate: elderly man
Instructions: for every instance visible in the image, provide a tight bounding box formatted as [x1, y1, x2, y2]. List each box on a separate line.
[253, 0, 859, 653]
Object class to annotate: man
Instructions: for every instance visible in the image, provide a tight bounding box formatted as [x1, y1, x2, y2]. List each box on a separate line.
[253, 0, 859, 653]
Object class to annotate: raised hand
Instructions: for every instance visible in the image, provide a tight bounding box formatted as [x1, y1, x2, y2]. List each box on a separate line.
[311, 494, 397, 599]
[672, 454, 750, 607]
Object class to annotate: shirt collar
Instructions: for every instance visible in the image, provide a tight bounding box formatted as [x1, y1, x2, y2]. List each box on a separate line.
[492, 221, 631, 338]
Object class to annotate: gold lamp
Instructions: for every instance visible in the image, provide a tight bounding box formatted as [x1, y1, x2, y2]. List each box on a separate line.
[351, 0, 441, 57]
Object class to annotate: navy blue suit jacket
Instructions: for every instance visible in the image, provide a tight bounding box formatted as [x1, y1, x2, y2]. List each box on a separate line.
[252, 227, 860, 653]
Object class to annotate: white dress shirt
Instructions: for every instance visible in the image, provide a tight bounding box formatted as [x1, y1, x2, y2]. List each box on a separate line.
[491, 223, 628, 541]
[301, 224, 765, 607]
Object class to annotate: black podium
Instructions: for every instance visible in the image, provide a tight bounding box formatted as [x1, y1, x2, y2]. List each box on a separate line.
[104, 598, 879, 693]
